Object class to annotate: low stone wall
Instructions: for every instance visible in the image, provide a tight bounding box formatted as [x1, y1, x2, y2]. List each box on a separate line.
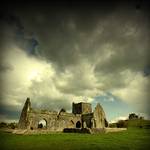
[12, 129, 62, 135]
[3, 127, 127, 135]
[90, 128, 105, 134]
[105, 128, 127, 133]
[63, 128, 91, 134]
[63, 128, 107, 134]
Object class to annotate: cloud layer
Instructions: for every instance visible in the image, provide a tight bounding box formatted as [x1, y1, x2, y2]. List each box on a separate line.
[0, 1, 150, 122]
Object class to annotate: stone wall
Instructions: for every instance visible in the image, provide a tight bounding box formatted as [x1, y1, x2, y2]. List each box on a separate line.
[18, 98, 108, 131]
[72, 102, 92, 114]
[27, 111, 81, 131]
[18, 98, 31, 129]
[93, 103, 108, 128]
[81, 103, 92, 114]
[82, 113, 93, 128]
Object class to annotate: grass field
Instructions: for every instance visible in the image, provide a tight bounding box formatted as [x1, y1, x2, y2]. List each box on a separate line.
[0, 128, 150, 150]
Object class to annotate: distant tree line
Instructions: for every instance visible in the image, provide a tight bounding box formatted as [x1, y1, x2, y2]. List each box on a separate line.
[129, 113, 144, 120]
[0, 122, 18, 129]
[109, 113, 149, 128]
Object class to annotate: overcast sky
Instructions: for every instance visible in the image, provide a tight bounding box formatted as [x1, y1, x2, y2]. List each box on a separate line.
[0, 1, 150, 123]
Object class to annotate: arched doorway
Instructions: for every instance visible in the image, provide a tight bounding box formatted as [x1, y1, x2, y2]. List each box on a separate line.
[76, 121, 81, 128]
[104, 119, 108, 127]
[38, 119, 47, 129]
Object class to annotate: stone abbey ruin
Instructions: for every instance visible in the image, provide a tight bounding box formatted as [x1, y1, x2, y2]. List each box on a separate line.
[18, 98, 108, 132]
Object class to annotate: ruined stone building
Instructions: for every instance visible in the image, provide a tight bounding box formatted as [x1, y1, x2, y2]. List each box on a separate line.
[18, 98, 108, 131]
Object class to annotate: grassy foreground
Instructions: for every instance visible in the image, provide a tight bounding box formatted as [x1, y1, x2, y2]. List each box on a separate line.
[0, 128, 150, 150]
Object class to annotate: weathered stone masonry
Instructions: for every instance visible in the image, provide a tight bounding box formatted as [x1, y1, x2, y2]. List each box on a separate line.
[18, 98, 108, 131]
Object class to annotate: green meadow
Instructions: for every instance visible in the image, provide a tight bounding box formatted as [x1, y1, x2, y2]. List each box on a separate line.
[0, 128, 150, 150]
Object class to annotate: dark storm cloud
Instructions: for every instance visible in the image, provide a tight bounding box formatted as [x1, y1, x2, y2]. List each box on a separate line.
[0, 63, 13, 72]
[3, 1, 118, 68]
[0, 12, 39, 57]
[144, 66, 150, 76]
[0, 12, 24, 30]
[7, 0, 149, 73]
[0, 1, 150, 122]
[0, 104, 20, 119]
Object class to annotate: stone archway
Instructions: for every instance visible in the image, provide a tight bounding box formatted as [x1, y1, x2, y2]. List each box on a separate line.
[104, 118, 108, 127]
[83, 121, 87, 128]
[38, 119, 47, 129]
[76, 121, 81, 128]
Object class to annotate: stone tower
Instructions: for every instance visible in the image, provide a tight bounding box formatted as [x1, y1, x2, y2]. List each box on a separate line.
[72, 102, 92, 114]
[18, 97, 31, 129]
